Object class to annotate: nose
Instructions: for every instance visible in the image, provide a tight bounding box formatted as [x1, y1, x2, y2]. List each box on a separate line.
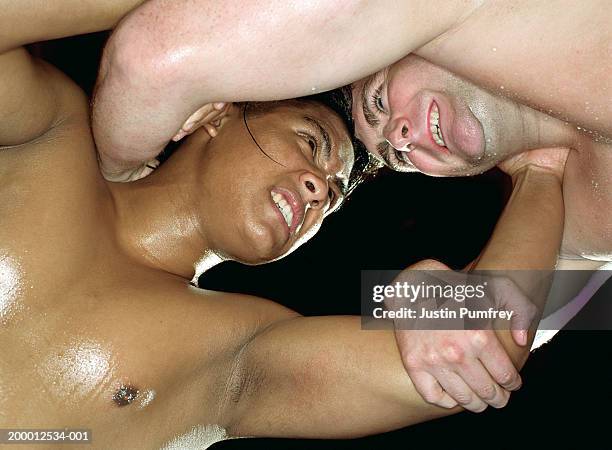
[298, 171, 328, 210]
[383, 117, 412, 150]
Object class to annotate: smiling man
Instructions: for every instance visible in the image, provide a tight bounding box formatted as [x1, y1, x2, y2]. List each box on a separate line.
[351, 55, 611, 266]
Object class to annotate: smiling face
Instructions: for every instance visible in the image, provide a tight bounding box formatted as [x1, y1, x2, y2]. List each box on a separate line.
[352, 55, 532, 176]
[187, 100, 354, 265]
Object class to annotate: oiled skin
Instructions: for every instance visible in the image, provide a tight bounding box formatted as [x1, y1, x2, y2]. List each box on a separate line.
[0, 1, 565, 447]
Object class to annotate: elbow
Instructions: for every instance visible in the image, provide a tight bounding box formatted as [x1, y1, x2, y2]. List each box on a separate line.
[102, 15, 187, 92]
[101, 23, 152, 87]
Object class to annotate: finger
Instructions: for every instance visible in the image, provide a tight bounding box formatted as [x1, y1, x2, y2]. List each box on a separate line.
[434, 370, 488, 413]
[409, 370, 458, 409]
[201, 108, 224, 125]
[182, 105, 215, 132]
[509, 301, 537, 347]
[494, 279, 537, 347]
[204, 123, 218, 138]
[213, 102, 226, 110]
[172, 129, 188, 142]
[478, 337, 522, 391]
[511, 329, 528, 347]
[455, 360, 510, 408]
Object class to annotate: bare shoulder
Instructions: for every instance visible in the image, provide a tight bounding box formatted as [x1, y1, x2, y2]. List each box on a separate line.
[0, 48, 90, 150]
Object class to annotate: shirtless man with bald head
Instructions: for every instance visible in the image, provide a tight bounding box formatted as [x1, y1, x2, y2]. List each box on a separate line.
[0, 1, 569, 448]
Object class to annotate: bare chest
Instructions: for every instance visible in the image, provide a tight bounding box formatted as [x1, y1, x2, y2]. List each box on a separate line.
[0, 268, 237, 448]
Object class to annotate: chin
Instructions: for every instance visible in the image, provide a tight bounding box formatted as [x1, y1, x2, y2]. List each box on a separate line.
[237, 236, 286, 266]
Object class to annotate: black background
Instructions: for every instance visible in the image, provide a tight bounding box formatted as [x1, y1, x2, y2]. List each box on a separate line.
[36, 32, 611, 449]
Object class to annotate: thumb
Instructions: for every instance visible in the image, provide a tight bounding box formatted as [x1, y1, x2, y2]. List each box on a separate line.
[494, 280, 536, 347]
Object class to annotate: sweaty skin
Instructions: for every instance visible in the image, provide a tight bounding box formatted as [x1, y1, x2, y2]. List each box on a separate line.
[0, 52, 560, 447]
[351, 55, 612, 266]
[1, 2, 565, 447]
[91, 0, 611, 174]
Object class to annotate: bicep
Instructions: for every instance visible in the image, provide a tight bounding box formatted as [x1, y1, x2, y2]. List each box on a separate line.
[232, 316, 455, 439]
[0, 0, 145, 53]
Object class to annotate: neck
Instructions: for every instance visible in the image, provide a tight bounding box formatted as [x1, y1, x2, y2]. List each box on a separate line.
[191, 250, 228, 285]
[107, 173, 211, 280]
[520, 103, 593, 153]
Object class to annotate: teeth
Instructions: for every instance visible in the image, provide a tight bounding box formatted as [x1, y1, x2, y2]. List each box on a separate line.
[271, 191, 293, 228]
[429, 104, 446, 147]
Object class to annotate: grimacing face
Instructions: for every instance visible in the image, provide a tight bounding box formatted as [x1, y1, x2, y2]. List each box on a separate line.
[352, 55, 531, 177]
[187, 100, 354, 265]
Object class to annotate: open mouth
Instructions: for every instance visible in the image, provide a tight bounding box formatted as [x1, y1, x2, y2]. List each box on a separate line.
[271, 191, 294, 229]
[428, 102, 447, 148]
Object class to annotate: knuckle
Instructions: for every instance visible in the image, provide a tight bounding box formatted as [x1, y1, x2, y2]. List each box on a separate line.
[454, 392, 473, 405]
[469, 330, 490, 349]
[497, 370, 515, 386]
[422, 390, 443, 405]
[477, 384, 497, 400]
[403, 353, 421, 370]
[425, 351, 442, 367]
[442, 343, 465, 364]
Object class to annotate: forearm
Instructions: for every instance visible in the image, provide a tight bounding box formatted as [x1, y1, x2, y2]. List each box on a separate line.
[474, 167, 565, 363]
[476, 168, 564, 271]
[0, 0, 145, 53]
[92, 0, 476, 170]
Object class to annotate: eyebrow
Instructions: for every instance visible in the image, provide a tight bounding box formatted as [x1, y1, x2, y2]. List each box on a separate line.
[305, 116, 349, 195]
[361, 76, 381, 128]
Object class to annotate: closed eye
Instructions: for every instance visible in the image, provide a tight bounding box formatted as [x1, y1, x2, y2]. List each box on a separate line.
[371, 85, 386, 114]
[300, 132, 318, 157]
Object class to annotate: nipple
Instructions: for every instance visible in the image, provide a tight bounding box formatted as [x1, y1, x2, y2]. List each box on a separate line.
[113, 385, 140, 407]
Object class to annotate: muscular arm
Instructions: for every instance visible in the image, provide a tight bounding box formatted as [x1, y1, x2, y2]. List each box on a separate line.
[0, 0, 145, 146]
[91, 0, 480, 173]
[0, 0, 145, 53]
[229, 166, 563, 438]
